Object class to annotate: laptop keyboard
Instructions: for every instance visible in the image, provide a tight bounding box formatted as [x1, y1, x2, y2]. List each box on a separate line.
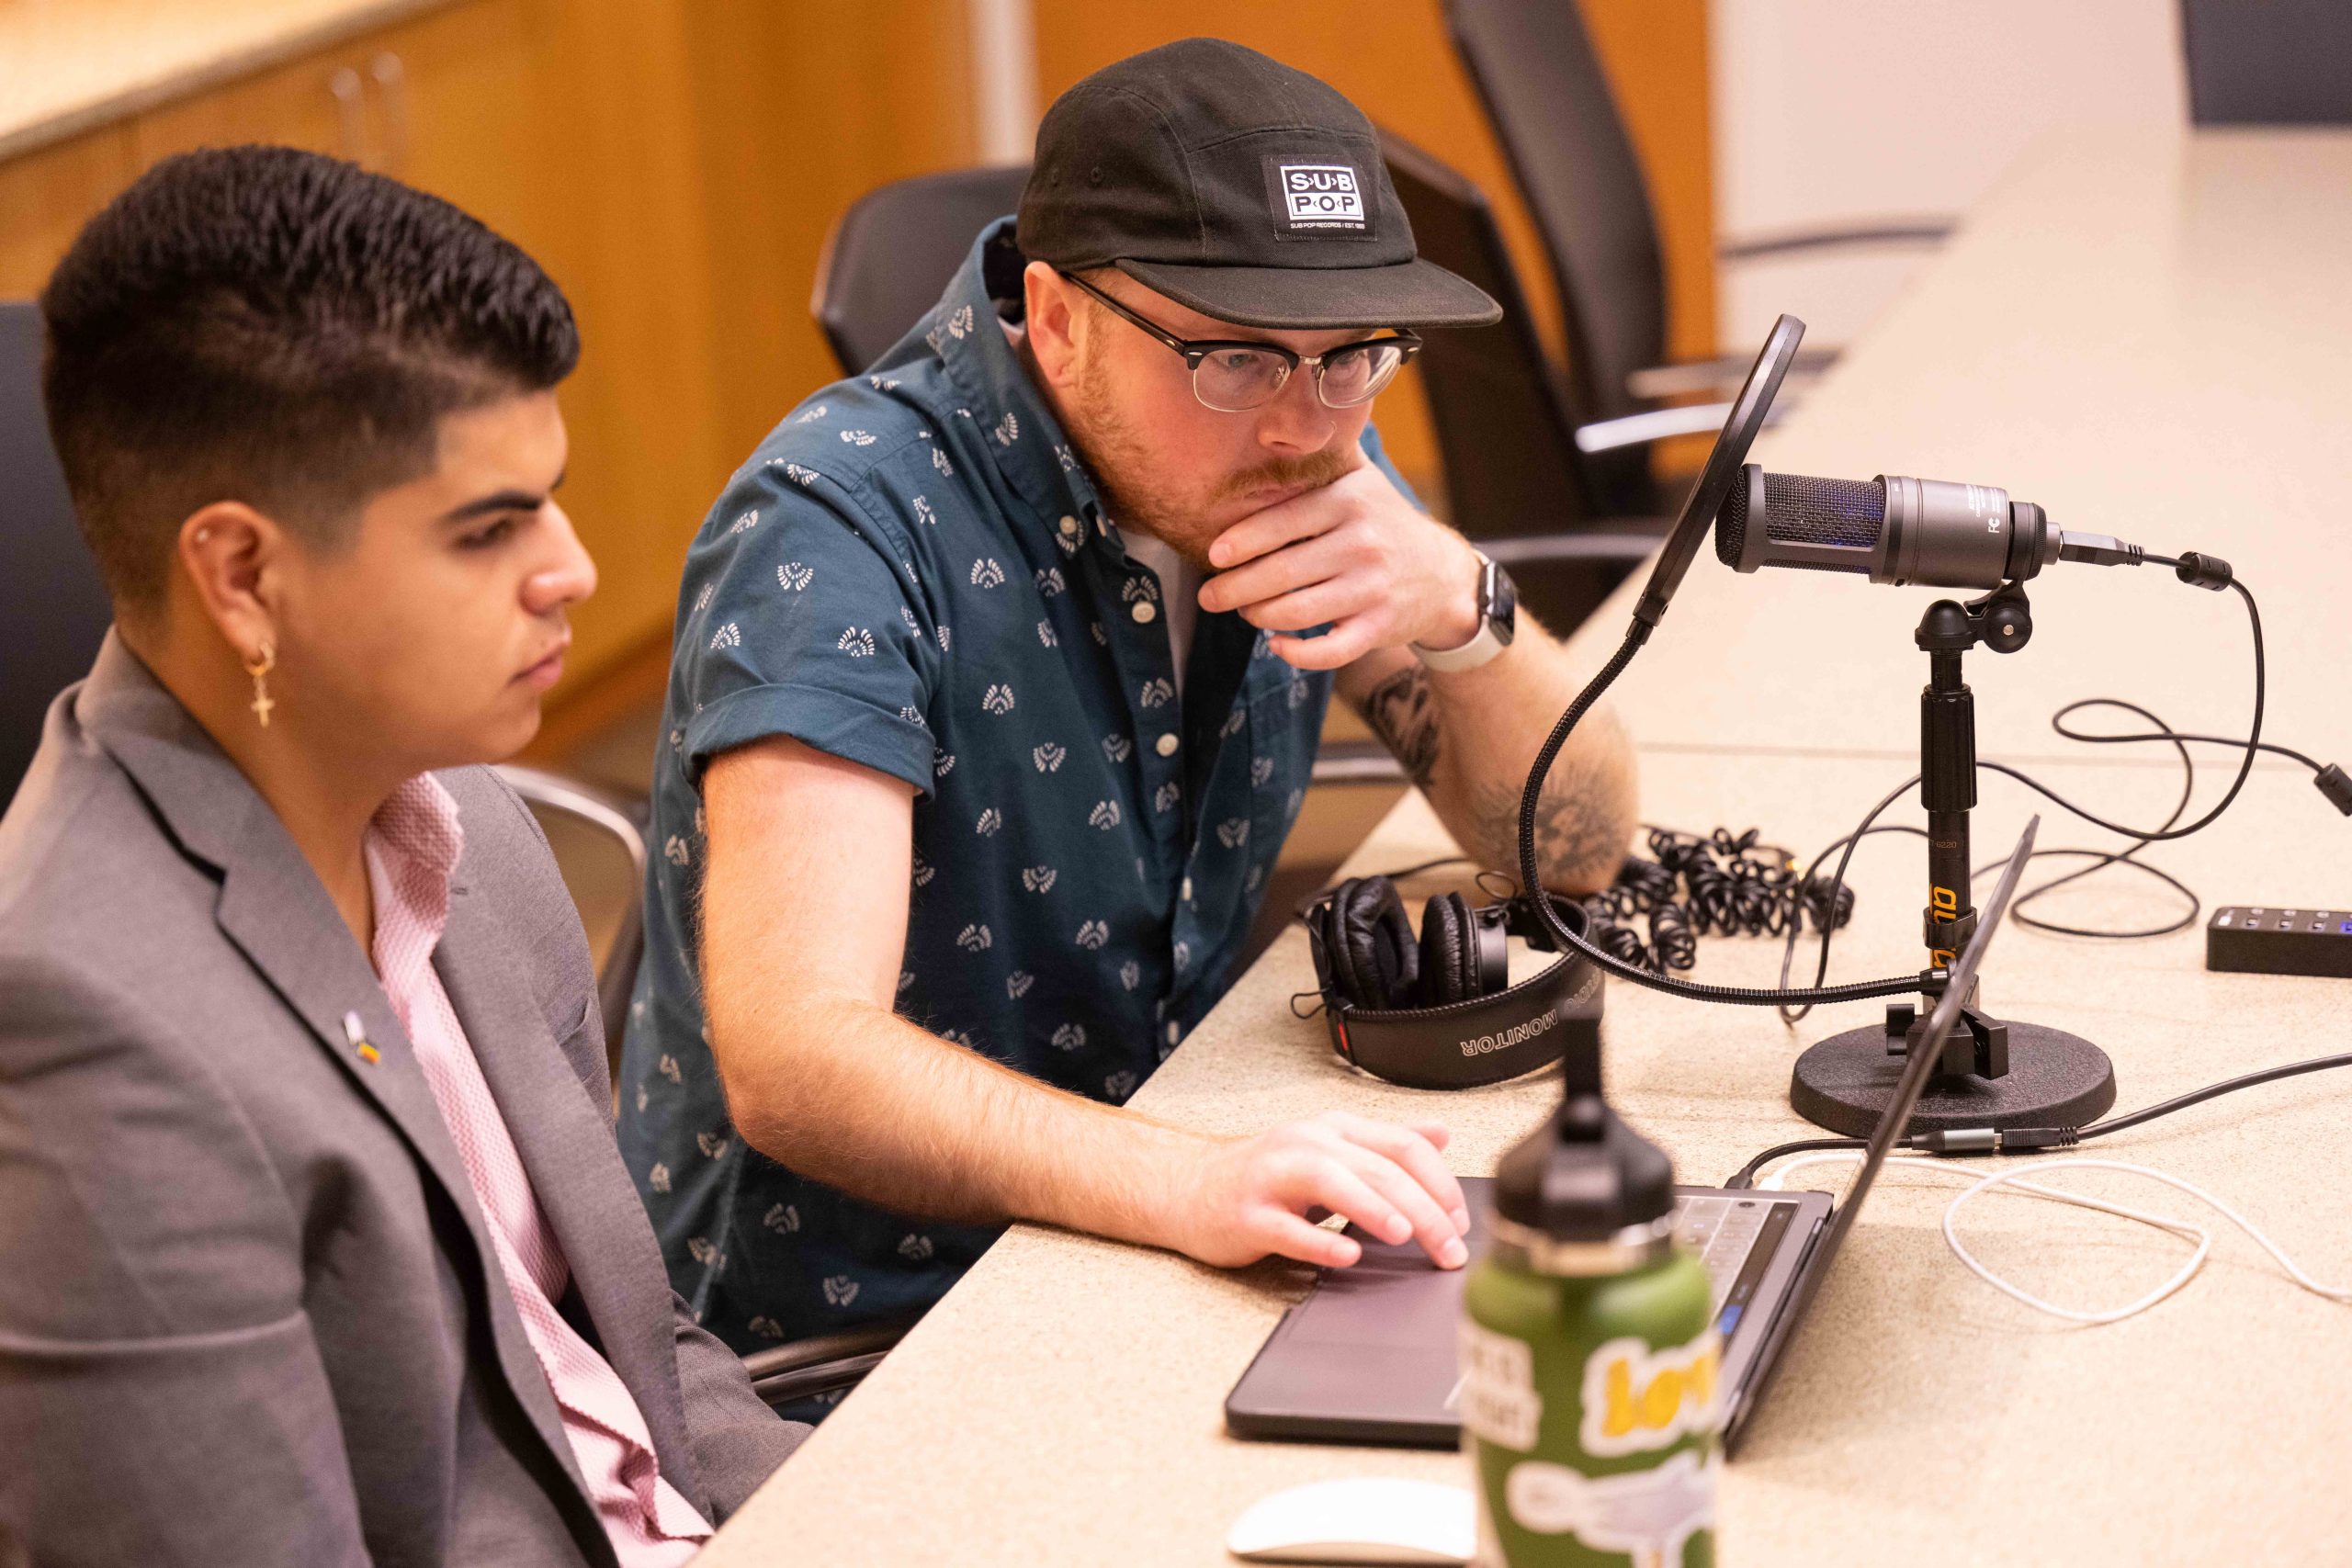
[1672, 1194, 1776, 1314]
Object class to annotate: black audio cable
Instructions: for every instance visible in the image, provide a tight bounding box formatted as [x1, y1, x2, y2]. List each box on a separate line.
[1769, 559, 2345, 1018]
[1723, 1052, 2352, 1189]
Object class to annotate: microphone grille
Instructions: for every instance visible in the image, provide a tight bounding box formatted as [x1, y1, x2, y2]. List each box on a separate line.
[1764, 472, 1885, 548]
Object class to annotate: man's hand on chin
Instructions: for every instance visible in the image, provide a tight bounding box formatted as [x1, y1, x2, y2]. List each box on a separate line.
[1197, 457, 1483, 671]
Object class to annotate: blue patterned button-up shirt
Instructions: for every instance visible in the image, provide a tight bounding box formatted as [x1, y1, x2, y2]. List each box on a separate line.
[616, 220, 1415, 1370]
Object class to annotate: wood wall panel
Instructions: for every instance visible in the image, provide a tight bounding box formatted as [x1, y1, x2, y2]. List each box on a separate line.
[1029, 0, 1714, 498]
[0, 127, 134, 299]
[677, 1, 978, 468]
[0, 0, 984, 697]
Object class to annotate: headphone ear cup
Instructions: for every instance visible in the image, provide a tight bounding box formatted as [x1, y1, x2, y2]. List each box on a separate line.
[1417, 892, 1476, 1007]
[1330, 877, 1419, 1010]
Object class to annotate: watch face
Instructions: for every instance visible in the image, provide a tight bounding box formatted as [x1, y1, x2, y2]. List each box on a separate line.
[1490, 564, 1519, 643]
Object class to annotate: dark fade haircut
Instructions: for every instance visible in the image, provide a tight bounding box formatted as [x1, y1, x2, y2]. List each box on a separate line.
[40, 144, 579, 613]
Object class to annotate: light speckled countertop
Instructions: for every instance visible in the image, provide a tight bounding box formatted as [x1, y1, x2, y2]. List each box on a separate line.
[699, 127, 2352, 1566]
[0, 0, 455, 161]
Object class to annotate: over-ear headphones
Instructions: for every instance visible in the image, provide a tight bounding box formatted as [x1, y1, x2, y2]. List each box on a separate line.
[1304, 873, 1602, 1090]
[1315, 880, 1510, 1011]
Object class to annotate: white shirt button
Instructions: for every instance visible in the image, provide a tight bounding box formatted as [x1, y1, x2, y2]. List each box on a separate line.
[1155, 732, 1180, 757]
[1182, 876, 1193, 901]
[1131, 601, 1158, 624]
[1166, 1021, 1181, 1045]
[1057, 514, 1080, 538]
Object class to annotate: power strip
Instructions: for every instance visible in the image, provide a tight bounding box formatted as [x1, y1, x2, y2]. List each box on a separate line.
[2207, 906, 2352, 978]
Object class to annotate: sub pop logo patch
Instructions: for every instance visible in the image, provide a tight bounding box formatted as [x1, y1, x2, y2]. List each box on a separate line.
[1270, 161, 1369, 233]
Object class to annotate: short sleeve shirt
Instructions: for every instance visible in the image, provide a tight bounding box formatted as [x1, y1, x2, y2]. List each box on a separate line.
[616, 220, 1418, 1360]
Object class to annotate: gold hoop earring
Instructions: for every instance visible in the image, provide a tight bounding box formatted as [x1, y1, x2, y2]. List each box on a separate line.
[244, 642, 277, 729]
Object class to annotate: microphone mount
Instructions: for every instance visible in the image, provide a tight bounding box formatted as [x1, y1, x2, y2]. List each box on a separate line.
[1788, 576, 2120, 1135]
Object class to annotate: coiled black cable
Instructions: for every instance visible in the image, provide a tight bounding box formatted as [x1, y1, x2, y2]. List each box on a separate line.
[1583, 826, 1844, 975]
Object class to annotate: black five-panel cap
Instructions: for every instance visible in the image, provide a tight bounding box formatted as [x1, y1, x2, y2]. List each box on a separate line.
[1017, 38, 1503, 332]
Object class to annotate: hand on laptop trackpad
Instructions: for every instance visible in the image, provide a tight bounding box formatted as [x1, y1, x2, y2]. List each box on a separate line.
[1227, 1477, 1474, 1565]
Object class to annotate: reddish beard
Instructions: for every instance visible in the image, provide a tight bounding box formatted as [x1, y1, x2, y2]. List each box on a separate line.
[1063, 349, 1356, 565]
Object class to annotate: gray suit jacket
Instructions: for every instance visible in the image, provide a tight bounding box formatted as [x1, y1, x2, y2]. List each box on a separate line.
[0, 636, 804, 1567]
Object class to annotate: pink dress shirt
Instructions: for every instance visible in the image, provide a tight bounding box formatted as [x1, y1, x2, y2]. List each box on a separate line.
[365, 775, 710, 1566]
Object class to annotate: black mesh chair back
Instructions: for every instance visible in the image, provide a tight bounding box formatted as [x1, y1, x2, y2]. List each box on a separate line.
[1442, 0, 1668, 513]
[1378, 134, 1657, 637]
[1381, 131, 1592, 527]
[813, 164, 1035, 377]
[2, 300, 115, 813]
[2181, 0, 2352, 125]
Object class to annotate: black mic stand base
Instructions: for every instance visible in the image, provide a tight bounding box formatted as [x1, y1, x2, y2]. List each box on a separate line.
[1791, 1005, 2115, 1137]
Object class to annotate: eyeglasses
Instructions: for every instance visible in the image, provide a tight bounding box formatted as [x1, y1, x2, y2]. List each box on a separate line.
[1058, 270, 1420, 413]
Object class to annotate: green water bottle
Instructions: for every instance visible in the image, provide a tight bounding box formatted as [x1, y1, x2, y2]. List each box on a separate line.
[1459, 1079, 1719, 1568]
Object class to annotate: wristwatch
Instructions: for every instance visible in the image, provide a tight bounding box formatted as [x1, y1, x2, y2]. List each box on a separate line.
[1411, 551, 1518, 672]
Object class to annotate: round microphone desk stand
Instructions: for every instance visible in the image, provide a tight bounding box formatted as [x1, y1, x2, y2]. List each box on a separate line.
[1790, 581, 2118, 1136]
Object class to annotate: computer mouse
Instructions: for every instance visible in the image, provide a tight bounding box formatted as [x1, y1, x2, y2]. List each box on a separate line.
[1226, 1476, 1475, 1565]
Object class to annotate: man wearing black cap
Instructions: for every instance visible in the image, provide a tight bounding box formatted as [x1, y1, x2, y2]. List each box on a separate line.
[617, 39, 1636, 1390]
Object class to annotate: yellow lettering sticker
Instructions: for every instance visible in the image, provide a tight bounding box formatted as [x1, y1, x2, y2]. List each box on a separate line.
[1579, 1333, 1720, 1458]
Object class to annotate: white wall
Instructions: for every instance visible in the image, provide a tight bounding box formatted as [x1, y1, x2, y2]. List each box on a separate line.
[1710, 0, 2188, 352]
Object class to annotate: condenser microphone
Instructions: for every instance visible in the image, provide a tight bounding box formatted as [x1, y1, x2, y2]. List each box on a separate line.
[1716, 466, 2064, 589]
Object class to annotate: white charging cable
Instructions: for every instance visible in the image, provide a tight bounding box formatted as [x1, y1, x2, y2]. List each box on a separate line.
[1759, 1153, 2352, 1325]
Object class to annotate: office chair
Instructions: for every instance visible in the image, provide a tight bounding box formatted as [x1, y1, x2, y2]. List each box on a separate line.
[740, 1310, 929, 1410]
[1380, 130, 1684, 633]
[0, 300, 115, 814]
[813, 164, 1035, 377]
[493, 764, 650, 1064]
[1441, 0, 1945, 513]
[2180, 0, 2352, 124]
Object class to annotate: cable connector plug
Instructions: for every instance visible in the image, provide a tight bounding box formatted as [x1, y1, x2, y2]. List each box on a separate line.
[2316, 762, 2352, 817]
[1905, 1128, 1999, 1156]
[2058, 532, 2145, 568]
[1903, 1125, 2082, 1157]
[2174, 550, 2234, 591]
[1993, 1125, 2081, 1153]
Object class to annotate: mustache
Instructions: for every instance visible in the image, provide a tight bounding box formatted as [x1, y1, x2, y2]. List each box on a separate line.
[1213, 446, 1356, 503]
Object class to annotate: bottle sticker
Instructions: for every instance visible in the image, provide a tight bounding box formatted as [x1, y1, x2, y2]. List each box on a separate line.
[1457, 1320, 1544, 1451]
[1505, 1448, 1719, 1567]
[1579, 1332, 1721, 1458]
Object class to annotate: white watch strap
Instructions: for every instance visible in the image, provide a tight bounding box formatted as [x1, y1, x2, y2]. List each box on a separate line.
[1411, 553, 1507, 672]
[1411, 618, 1506, 672]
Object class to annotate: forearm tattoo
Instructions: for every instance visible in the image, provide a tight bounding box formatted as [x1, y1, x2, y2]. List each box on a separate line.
[1468, 759, 1627, 896]
[1355, 665, 1441, 789]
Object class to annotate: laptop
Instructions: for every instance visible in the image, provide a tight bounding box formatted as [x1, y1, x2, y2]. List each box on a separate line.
[1226, 818, 2043, 1454]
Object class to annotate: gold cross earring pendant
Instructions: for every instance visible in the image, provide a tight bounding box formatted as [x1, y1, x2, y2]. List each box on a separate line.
[244, 641, 277, 729]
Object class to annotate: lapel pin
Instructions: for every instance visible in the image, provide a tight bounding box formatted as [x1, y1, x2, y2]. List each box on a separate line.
[343, 1010, 381, 1065]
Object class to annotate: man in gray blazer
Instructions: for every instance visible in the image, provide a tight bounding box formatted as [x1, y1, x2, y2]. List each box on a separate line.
[0, 148, 802, 1565]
